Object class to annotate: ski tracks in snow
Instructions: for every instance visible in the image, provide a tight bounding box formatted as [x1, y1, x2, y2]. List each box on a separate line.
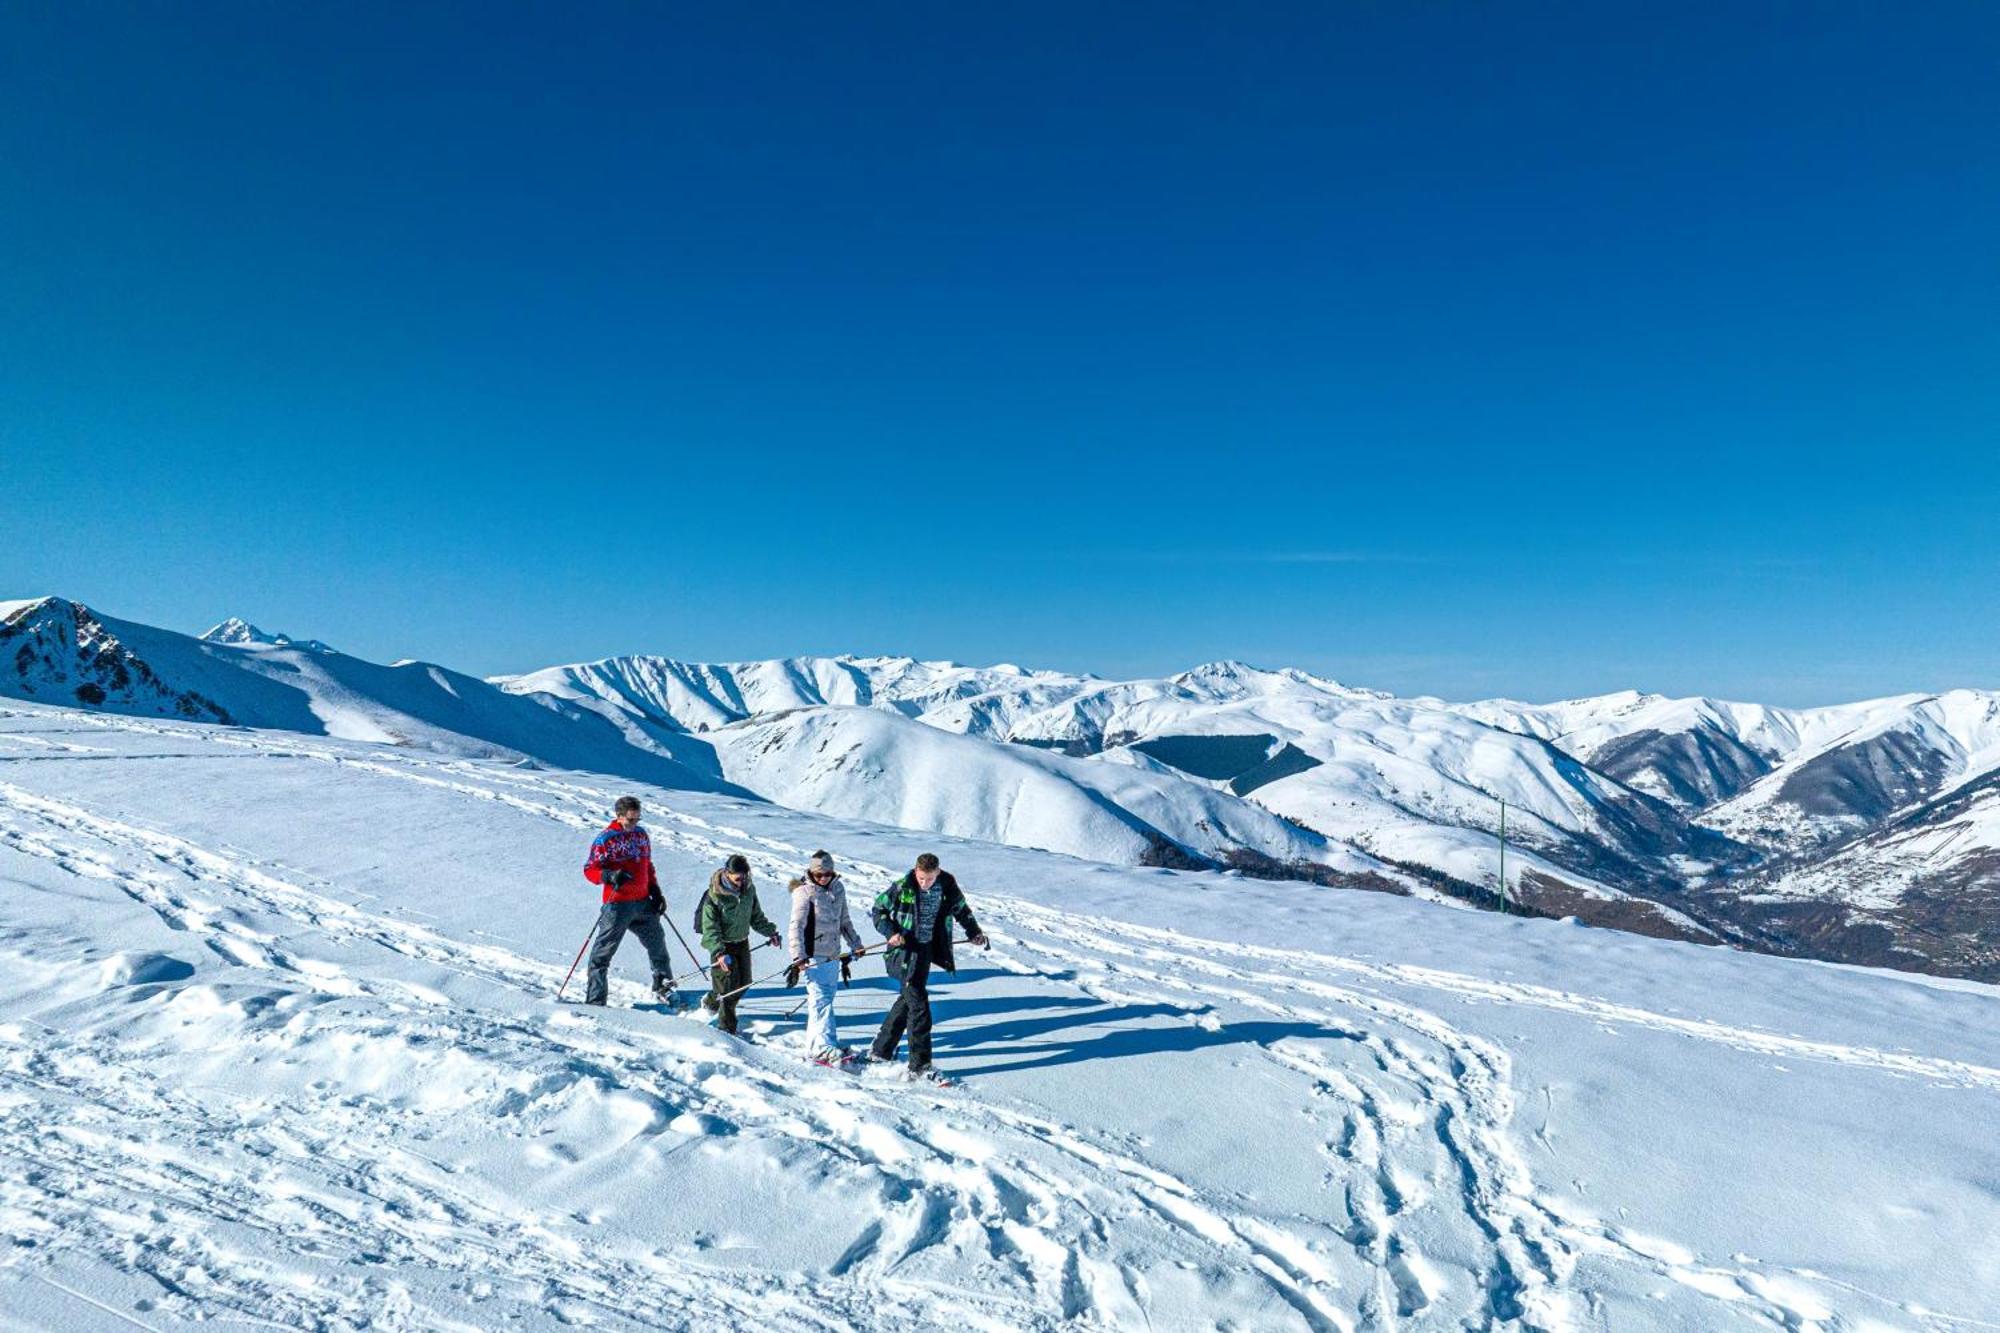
[0, 773, 1322, 1329]
[975, 898, 1990, 1332]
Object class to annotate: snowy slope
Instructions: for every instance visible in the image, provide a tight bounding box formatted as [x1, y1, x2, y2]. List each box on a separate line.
[1699, 691, 2000, 848]
[928, 662, 1741, 935]
[707, 704, 1413, 888]
[1452, 692, 1803, 809]
[2, 698, 1997, 1331]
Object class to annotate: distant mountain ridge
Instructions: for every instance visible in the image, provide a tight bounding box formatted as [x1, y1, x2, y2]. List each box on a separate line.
[5, 593, 1995, 979]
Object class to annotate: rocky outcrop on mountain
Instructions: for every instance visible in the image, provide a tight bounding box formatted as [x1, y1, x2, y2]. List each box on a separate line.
[2, 599, 233, 722]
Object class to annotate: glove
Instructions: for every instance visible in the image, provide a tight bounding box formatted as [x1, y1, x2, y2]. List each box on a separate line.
[766, 933, 783, 950]
[603, 867, 631, 888]
[714, 953, 732, 972]
[646, 885, 666, 917]
[784, 962, 801, 988]
[839, 956, 852, 987]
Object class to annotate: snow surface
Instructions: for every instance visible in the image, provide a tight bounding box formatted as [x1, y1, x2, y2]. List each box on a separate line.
[2, 698, 1996, 1331]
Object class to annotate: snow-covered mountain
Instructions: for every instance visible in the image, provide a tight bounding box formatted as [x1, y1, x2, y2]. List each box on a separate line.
[1451, 691, 1805, 809]
[501, 656, 1434, 895]
[500, 652, 1744, 945]
[10, 595, 1998, 980]
[1458, 688, 2000, 841]
[0, 597, 732, 793]
[1707, 770, 2000, 980]
[706, 704, 1410, 888]
[2, 699, 1995, 1330]
[502, 652, 1093, 736]
[498, 651, 2000, 975]
[1451, 687, 2000, 974]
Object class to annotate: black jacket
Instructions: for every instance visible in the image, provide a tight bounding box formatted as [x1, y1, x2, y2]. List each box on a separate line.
[870, 871, 980, 978]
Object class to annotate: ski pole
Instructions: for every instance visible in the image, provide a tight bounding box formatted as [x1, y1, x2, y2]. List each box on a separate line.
[706, 940, 784, 1005]
[649, 938, 778, 994]
[715, 941, 882, 1007]
[655, 942, 791, 996]
[556, 921, 597, 1001]
[663, 911, 713, 985]
[773, 946, 872, 1016]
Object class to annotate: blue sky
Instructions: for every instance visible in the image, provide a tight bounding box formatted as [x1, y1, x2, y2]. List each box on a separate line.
[4, 4, 1995, 703]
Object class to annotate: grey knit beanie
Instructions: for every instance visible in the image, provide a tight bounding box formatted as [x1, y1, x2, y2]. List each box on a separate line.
[806, 850, 836, 877]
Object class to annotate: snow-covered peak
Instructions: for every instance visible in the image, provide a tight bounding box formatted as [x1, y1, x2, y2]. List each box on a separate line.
[200, 617, 334, 653]
[1170, 659, 1271, 692]
[200, 616, 267, 644]
[1166, 659, 1381, 705]
[1169, 660, 1322, 699]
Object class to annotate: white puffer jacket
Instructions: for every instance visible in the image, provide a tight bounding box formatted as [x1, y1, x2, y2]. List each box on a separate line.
[787, 875, 863, 962]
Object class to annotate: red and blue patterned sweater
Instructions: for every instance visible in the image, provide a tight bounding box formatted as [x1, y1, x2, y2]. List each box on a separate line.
[584, 822, 658, 904]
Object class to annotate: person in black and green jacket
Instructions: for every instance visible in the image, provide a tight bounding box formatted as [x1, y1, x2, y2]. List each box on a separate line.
[868, 852, 988, 1079]
[697, 854, 782, 1035]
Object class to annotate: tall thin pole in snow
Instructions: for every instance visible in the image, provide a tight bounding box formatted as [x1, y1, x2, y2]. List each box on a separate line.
[1497, 799, 1508, 911]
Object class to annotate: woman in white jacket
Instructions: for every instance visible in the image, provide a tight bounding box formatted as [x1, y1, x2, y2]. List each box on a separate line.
[787, 851, 866, 1064]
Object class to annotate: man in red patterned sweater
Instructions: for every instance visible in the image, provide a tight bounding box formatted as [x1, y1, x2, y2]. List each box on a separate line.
[582, 795, 676, 1006]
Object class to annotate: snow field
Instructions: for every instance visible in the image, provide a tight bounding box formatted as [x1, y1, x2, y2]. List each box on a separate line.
[1, 703, 1996, 1330]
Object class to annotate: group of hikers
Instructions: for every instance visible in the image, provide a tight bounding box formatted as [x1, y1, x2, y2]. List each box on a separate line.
[579, 794, 987, 1082]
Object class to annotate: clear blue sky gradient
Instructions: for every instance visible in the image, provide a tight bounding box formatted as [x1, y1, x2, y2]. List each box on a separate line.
[4, 4, 1995, 703]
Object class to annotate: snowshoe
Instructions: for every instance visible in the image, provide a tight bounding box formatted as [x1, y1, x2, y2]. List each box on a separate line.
[902, 1065, 959, 1087]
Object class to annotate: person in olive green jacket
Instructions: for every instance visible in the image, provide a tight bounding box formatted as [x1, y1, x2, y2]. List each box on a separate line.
[868, 852, 987, 1078]
[697, 854, 781, 1035]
